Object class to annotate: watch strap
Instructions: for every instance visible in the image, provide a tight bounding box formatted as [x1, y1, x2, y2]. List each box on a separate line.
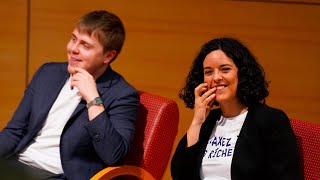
[86, 97, 103, 109]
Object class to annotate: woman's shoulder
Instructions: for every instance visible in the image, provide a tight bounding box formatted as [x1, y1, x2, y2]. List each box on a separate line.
[248, 102, 290, 128]
[250, 102, 287, 117]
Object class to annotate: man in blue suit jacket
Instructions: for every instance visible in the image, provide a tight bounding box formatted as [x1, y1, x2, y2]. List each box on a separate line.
[0, 10, 139, 180]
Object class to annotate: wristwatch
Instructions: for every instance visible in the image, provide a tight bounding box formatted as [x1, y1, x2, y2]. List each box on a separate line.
[86, 97, 103, 109]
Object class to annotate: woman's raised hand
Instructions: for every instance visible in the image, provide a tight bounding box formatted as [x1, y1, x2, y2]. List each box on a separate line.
[192, 83, 216, 126]
[186, 83, 216, 147]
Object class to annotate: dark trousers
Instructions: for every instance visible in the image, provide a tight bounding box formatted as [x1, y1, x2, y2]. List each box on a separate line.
[2, 158, 67, 180]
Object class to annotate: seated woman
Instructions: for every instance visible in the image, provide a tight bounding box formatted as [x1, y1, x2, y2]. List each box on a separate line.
[171, 37, 302, 180]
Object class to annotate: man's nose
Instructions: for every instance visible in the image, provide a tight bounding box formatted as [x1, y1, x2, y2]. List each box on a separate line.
[71, 43, 80, 54]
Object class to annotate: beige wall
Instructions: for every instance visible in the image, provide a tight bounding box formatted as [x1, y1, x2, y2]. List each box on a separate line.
[1, 1, 320, 179]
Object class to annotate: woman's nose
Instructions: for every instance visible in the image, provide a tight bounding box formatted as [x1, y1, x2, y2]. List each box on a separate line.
[213, 72, 222, 82]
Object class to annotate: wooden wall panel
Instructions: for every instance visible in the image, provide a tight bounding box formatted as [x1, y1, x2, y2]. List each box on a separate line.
[0, 1, 27, 129]
[26, 0, 320, 179]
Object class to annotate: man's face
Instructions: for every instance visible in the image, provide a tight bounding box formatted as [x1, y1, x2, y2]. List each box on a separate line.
[67, 28, 111, 78]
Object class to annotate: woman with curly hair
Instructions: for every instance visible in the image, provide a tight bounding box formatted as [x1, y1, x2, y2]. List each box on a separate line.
[171, 37, 302, 180]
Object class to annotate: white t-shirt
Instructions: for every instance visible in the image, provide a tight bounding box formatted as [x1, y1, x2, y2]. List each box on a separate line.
[18, 76, 82, 174]
[200, 111, 248, 180]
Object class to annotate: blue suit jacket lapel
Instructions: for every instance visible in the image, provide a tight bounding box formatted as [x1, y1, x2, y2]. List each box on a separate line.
[31, 63, 70, 139]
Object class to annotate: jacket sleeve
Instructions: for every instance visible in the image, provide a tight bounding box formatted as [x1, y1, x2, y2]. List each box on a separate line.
[84, 87, 140, 165]
[171, 134, 203, 180]
[0, 65, 44, 158]
[262, 109, 303, 180]
[171, 110, 219, 180]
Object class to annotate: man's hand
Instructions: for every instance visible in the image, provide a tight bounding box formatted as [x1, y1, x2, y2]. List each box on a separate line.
[70, 67, 99, 103]
[70, 67, 105, 121]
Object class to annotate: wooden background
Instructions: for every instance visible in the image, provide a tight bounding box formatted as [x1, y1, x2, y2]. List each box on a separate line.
[1, 0, 319, 179]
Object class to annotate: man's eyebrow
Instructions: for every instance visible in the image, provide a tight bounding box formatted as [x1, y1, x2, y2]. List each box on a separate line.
[80, 39, 92, 45]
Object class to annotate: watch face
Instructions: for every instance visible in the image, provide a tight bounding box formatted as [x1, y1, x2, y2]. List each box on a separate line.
[95, 97, 103, 104]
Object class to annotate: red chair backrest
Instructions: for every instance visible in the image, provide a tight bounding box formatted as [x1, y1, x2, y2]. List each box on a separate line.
[290, 119, 320, 180]
[126, 91, 179, 180]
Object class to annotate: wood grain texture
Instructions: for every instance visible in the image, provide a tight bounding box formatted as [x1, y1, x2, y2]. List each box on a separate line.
[1, 0, 319, 179]
[0, 0, 27, 129]
[227, 0, 320, 5]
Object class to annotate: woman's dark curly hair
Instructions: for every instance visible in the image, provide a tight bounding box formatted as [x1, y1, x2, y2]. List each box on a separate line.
[179, 37, 269, 109]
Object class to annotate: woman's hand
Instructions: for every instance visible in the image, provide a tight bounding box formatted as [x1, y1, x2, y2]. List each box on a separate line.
[186, 83, 216, 147]
[192, 83, 216, 126]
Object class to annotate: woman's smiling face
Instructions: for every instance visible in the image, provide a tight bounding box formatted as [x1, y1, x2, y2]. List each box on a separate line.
[203, 49, 239, 105]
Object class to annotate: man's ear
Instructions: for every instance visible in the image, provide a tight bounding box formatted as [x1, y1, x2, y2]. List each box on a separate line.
[103, 50, 117, 64]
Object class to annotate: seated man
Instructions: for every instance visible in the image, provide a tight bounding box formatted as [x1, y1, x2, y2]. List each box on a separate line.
[0, 10, 139, 180]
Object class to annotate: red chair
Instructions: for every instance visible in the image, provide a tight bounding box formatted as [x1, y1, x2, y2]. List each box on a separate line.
[91, 91, 179, 180]
[290, 119, 320, 180]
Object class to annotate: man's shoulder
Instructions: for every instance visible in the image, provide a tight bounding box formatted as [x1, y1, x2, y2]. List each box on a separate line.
[108, 69, 139, 98]
[30, 62, 68, 83]
[38, 62, 68, 71]
[111, 77, 138, 97]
